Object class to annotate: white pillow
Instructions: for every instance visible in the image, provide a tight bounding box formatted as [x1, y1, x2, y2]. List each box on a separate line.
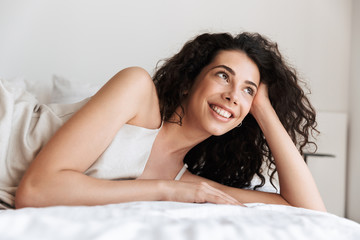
[26, 79, 53, 103]
[0, 77, 52, 103]
[51, 75, 103, 103]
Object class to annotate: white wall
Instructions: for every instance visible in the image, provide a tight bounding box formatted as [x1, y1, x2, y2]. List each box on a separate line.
[0, 0, 357, 219]
[0, 0, 351, 112]
[347, 0, 360, 222]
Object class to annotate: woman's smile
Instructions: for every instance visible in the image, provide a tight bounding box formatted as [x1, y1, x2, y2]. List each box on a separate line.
[209, 104, 233, 119]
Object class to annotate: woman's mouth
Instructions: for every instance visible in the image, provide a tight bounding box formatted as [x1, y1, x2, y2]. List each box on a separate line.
[210, 105, 232, 119]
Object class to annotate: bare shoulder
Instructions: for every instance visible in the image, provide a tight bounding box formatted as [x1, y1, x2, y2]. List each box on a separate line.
[112, 67, 153, 84]
[102, 67, 155, 95]
[97, 67, 161, 129]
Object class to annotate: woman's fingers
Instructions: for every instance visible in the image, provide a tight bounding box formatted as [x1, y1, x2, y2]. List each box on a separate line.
[194, 182, 246, 206]
[167, 181, 245, 206]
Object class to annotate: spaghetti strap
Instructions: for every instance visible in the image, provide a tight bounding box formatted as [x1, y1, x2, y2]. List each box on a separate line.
[174, 164, 188, 181]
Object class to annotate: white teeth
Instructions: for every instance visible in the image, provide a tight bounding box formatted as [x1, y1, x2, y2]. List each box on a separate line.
[211, 105, 232, 118]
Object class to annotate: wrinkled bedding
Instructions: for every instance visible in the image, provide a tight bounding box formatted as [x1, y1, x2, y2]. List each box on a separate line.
[1, 201, 359, 240]
[0, 79, 87, 208]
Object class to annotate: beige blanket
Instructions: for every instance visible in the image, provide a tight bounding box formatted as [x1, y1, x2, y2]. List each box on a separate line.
[0, 79, 86, 208]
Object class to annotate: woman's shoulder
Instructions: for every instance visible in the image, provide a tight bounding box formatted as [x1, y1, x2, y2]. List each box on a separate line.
[101, 67, 161, 130]
[111, 66, 153, 85]
[101, 67, 155, 99]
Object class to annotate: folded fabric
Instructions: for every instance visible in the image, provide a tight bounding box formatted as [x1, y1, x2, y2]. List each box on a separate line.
[0, 79, 87, 208]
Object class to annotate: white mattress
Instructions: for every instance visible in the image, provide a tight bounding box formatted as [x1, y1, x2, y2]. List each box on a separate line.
[1, 201, 359, 240]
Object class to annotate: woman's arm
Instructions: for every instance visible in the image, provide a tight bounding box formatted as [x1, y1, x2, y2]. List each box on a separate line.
[249, 83, 326, 211]
[15, 67, 157, 207]
[15, 67, 240, 208]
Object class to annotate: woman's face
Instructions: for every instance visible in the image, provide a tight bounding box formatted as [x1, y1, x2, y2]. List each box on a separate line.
[183, 50, 260, 136]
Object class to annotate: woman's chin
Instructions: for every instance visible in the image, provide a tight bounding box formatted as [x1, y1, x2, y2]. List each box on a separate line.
[208, 127, 231, 136]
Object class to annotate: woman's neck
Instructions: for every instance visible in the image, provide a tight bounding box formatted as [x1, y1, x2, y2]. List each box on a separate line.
[157, 120, 210, 159]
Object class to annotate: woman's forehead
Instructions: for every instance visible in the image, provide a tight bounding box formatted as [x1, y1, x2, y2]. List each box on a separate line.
[206, 50, 260, 83]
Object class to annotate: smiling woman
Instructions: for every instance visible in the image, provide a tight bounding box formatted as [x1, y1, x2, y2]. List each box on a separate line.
[181, 50, 260, 136]
[0, 32, 324, 211]
[153, 33, 321, 208]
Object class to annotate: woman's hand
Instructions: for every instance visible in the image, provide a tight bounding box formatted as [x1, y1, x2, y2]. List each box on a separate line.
[250, 83, 272, 118]
[161, 180, 245, 206]
[247, 83, 326, 212]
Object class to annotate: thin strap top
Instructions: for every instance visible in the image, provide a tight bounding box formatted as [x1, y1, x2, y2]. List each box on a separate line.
[174, 164, 188, 181]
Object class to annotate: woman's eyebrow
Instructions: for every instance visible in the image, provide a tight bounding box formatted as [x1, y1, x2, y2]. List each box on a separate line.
[211, 65, 236, 76]
[245, 80, 258, 89]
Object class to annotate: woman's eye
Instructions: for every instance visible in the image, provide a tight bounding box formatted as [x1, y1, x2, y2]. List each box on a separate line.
[244, 87, 255, 96]
[217, 72, 229, 82]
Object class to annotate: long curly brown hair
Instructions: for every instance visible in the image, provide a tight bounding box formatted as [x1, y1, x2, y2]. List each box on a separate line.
[153, 32, 318, 190]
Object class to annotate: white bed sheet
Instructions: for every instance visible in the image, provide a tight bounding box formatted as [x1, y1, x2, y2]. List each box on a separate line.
[1, 201, 359, 240]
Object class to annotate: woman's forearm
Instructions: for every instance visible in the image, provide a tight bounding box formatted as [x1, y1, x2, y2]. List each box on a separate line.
[251, 101, 326, 211]
[220, 185, 290, 205]
[181, 170, 289, 205]
[15, 170, 241, 208]
[15, 171, 166, 208]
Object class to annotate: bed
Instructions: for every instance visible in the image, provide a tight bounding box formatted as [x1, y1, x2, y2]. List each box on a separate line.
[1, 201, 360, 240]
[1, 76, 360, 240]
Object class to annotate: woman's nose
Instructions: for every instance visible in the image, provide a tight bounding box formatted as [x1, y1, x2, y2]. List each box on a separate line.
[224, 89, 240, 105]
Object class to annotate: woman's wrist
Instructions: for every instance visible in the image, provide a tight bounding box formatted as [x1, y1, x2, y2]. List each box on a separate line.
[156, 180, 172, 201]
[251, 99, 276, 123]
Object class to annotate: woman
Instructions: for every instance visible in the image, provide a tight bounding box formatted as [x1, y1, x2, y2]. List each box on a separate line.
[12, 32, 325, 211]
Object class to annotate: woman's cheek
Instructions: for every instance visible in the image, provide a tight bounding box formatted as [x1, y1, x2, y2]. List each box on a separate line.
[241, 96, 253, 113]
